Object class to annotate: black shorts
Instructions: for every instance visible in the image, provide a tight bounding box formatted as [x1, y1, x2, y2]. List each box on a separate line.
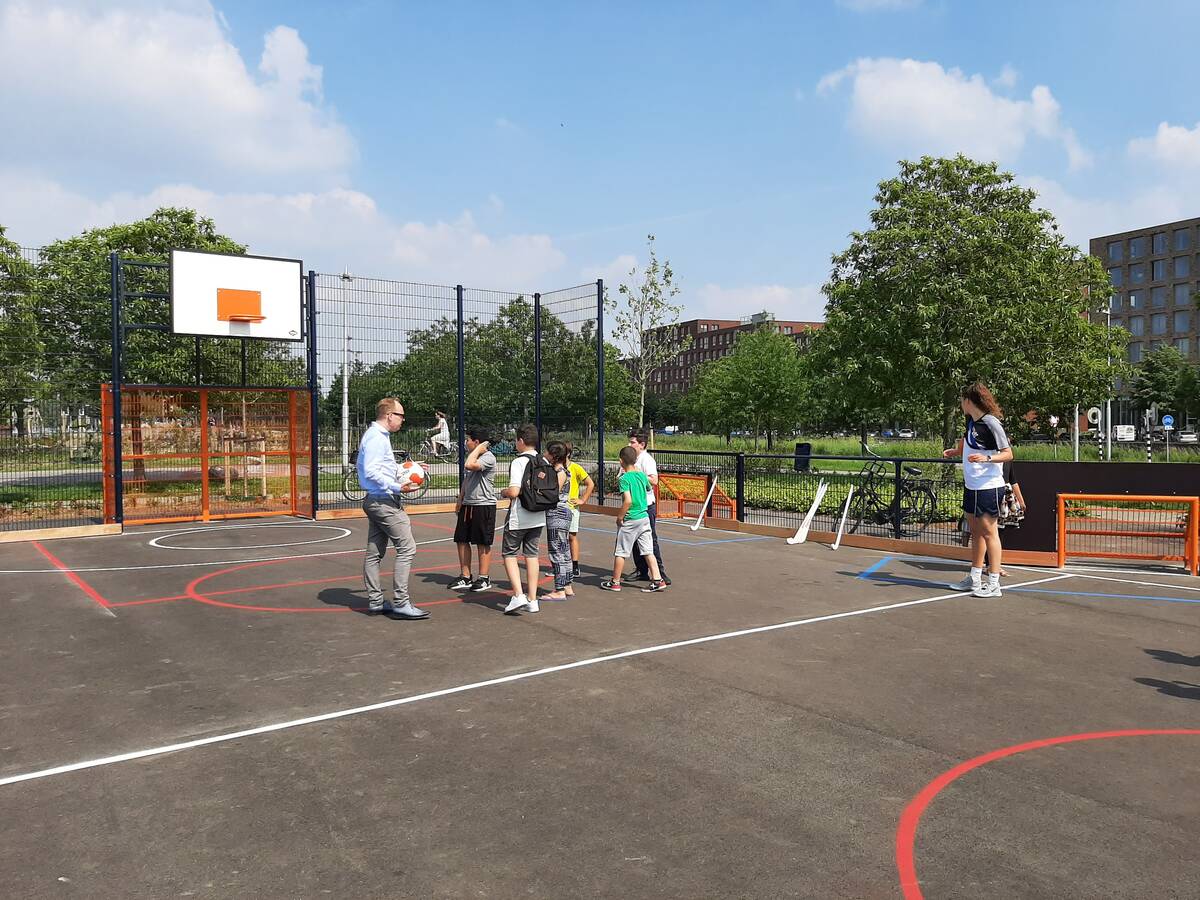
[962, 487, 1003, 519]
[454, 504, 496, 546]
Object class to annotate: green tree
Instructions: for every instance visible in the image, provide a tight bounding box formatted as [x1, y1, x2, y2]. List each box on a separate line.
[691, 327, 804, 449]
[1130, 346, 1187, 414]
[29, 207, 303, 399]
[1177, 364, 1200, 423]
[810, 155, 1128, 447]
[684, 356, 742, 441]
[608, 235, 691, 427]
[0, 229, 44, 434]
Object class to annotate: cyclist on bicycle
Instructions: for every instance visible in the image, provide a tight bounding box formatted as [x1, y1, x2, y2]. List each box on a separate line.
[427, 410, 451, 457]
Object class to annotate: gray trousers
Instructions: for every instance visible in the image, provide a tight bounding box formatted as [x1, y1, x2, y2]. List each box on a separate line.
[363, 496, 417, 606]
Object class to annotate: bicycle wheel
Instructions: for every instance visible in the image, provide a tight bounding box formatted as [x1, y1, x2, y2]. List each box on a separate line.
[341, 469, 366, 503]
[848, 484, 881, 533]
[897, 484, 935, 538]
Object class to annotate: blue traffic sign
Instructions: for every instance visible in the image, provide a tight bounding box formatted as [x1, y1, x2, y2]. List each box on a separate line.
[1162, 414, 1175, 427]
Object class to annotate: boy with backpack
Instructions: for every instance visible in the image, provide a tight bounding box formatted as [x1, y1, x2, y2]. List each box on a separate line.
[501, 424, 558, 614]
[599, 446, 666, 593]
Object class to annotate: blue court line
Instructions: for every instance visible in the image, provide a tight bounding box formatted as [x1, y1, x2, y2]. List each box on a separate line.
[863, 572, 1200, 605]
[856, 557, 893, 579]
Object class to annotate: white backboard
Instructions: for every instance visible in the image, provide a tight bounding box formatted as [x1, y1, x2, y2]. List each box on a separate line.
[171, 250, 303, 341]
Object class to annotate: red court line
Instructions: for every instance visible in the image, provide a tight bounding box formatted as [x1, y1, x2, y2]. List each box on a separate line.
[895, 728, 1200, 899]
[31, 541, 111, 609]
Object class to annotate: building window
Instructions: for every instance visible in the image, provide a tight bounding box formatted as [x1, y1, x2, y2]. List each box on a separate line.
[1130, 236, 1147, 258]
[1128, 290, 1143, 309]
[1129, 342, 1143, 363]
[1110, 293, 1122, 312]
[1174, 311, 1191, 332]
[1130, 263, 1146, 284]
[1175, 229, 1191, 251]
[1175, 256, 1191, 278]
[1153, 232, 1168, 254]
[1109, 267, 1124, 286]
[1151, 313, 1167, 335]
[1178, 338, 1191, 356]
[1176, 283, 1193, 306]
[1129, 316, 1145, 335]
[1107, 240, 1124, 261]
[1150, 340, 1163, 351]
[783, 326, 792, 334]
[1152, 259, 1166, 280]
[1151, 286, 1167, 307]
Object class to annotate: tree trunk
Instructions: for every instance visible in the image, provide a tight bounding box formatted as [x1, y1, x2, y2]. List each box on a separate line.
[638, 382, 645, 428]
[940, 385, 959, 449]
[859, 419, 867, 452]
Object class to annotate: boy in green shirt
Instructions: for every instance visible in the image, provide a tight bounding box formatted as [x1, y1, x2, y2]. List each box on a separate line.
[600, 446, 665, 592]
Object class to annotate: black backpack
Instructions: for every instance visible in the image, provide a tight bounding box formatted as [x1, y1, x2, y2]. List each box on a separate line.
[518, 454, 559, 512]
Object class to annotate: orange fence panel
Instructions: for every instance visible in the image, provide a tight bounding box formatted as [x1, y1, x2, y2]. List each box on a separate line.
[1056, 493, 1199, 575]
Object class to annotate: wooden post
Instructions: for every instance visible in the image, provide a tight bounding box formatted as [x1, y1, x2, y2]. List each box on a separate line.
[1056, 495, 1066, 569]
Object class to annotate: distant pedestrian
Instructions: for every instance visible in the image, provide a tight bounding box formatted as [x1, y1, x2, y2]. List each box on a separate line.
[624, 429, 670, 585]
[600, 446, 666, 593]
[542, 441, 575, 601]
[449, 427, 497, 593]
[358, 398, 429, 619]
[944, 382, 1012, 598]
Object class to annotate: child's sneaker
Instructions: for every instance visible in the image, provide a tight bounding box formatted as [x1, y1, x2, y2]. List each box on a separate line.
[447, 576, 473, 591]
[599, 580, 622, 592]
[642, 580, 666, 593]
[526, 598, 540, 613]
[504, 595, 530, 613]
[469, 577, 492, 592]
[972, 581, 1002, 598]
[949, 574, 978, 591]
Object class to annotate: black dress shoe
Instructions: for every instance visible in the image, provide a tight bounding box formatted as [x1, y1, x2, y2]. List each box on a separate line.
[388, 604, 430, 620]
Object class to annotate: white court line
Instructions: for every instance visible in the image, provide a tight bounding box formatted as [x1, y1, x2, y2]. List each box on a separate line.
[0, 573, 1072, 788]
[147, 524, 351, 551]
[0, 532, 464, 575]
[1010, 562, 1199, 580]
[1054, 571, 1200, 594]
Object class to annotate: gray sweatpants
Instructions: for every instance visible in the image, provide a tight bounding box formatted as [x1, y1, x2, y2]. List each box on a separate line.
[363, 496, 417, 606]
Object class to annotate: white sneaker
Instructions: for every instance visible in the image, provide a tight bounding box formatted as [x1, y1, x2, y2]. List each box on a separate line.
[504, 595, 530, 613]
[949, 575, 979, 591]
[526, 598, 540, 613]
[972, 582, 1002, 598]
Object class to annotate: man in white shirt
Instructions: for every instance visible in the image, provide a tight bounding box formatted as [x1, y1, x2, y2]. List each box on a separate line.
[624, 429, 670, 585]
[357, 398, 429, 619]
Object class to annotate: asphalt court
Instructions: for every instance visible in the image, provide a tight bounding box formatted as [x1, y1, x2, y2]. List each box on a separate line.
[1, 512, 1198, 898]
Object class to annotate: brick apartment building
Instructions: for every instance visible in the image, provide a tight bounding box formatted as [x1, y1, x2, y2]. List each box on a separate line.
[1091, 216, 1199, 364]
[645, 311, 822, 395]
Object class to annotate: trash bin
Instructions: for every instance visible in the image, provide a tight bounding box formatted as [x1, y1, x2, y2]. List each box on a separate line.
[794, 442, 812, 473]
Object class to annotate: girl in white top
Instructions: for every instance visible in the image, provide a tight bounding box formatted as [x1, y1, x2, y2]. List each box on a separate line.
[942, 382, 1013, 598]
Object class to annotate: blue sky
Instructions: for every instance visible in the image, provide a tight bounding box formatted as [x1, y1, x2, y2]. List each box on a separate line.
[3, 0, 1200, 321]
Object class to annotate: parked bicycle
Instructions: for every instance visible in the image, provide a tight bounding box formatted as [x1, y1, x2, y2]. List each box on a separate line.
[848, 442, 940, 538]
[340, 449, 431, 502]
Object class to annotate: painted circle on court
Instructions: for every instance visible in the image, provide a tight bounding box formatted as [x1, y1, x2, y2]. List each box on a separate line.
[895, 728, 1200, 899]
[184, 546, 459, 612]
[148, 523, 352, 551]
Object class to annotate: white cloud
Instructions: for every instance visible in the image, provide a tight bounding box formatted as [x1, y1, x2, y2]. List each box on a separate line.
[1128, 121, 1200, 169]
[817, 57, 1090, 170]
[0, 171, 567, 290]
[836, 0, 921, 10]
[993, 65, 1019, 89]
[1022, 174, 1200, 251]
[580, 254, 639, 290]
[690, 283, 826, 323]
[0, 1, 354, 186]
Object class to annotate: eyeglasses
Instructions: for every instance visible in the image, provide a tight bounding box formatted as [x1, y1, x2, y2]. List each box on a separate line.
[387, 411, 405, 419]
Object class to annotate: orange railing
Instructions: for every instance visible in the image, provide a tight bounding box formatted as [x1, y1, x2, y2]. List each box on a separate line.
[1057, 493, 1199, 575]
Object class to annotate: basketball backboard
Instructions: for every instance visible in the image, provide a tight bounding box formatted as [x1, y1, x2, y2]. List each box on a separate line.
[171, 250, 303, 341]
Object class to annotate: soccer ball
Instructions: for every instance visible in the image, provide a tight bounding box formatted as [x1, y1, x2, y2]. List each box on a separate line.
[397, 459, 426, 492]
